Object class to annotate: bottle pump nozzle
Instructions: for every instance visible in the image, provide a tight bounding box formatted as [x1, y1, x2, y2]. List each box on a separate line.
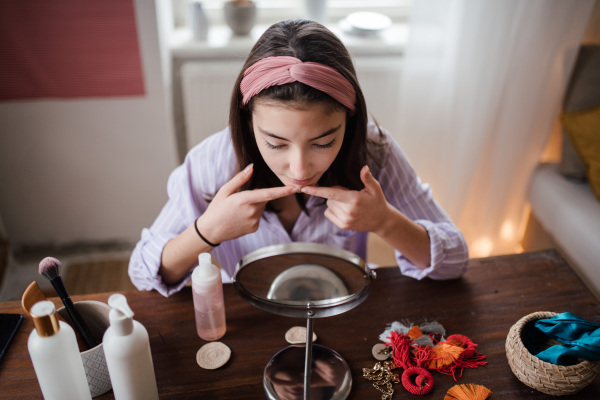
[197, 253, 213, 277]
[108, 294, 134, 336]
[192, 253, 218, 293]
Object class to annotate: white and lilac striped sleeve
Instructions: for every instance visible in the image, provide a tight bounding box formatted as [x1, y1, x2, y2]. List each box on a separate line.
[128, 129, 232, 296]
[373, 129, 469, 280]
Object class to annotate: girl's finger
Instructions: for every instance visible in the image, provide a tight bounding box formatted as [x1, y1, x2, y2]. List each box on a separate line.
[215, 164, 254, 198]
[243, 185, 298, 204]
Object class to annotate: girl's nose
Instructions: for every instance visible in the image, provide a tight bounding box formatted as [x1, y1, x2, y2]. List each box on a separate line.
[289, 149, 309, 179]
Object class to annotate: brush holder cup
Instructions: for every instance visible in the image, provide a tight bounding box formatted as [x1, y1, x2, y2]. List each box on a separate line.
[57, 300, 112, 397]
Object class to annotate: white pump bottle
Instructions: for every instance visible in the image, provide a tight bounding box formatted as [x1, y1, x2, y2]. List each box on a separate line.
[103, 293, 159, 400]
[27, 300, 92, 400]
[192, 252, 226, 341]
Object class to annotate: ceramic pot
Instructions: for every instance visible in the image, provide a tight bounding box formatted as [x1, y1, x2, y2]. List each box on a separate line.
[304, 0, 328, 25]
[224, 1, 257, 36]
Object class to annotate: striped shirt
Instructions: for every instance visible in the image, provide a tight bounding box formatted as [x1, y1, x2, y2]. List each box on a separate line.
[129, 123, 469, 296]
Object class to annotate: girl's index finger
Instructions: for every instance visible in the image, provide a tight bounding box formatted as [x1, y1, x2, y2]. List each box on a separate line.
[300, 185, 349, 201]
[218, 164, 254, 198]
[244, 185, 298, 204]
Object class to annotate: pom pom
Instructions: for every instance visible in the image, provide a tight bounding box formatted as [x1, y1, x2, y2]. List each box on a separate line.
[437, 335, 488, 380]
[419, 321, 446, 336]
[379, 320, 412, 342]
[387, 331, 414, 369]
[407, 325, 424, 340]
[429, 342, 464, 369]
[444, 384, 492, 400]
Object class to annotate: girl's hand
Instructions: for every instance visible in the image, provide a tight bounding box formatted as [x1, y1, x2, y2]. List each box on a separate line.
[300, 165, 391, 234]
[197, 164, 297, 244]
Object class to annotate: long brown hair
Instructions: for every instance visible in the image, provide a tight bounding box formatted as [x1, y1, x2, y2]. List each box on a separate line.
[229, 20, 369, 208]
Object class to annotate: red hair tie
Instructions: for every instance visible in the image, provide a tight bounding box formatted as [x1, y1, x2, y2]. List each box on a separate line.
[401, 366, 434, 395]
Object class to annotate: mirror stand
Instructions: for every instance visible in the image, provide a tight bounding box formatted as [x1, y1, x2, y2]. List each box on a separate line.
[264, 315, 351, 400]
[304, 317, 314, 398]
[233, 243, 374, 400]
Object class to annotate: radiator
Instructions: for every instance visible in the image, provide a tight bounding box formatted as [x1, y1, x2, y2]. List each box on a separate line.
[181, 57, 402, 150]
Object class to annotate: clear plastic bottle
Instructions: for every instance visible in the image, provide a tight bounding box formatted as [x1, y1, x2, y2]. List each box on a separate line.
[192, 253, 226, 341]
[27, 301, 92, 400]
[103, 294, 159, 400]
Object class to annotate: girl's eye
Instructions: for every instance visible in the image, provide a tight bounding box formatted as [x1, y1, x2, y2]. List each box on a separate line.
[314, 139, 336, 149]
[264, 140, 286, 150]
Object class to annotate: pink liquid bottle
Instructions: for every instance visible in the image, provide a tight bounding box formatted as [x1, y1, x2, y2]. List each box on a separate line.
[192, 253, 226, 341]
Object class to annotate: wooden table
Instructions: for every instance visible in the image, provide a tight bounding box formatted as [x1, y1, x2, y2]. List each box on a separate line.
[1, 250, 599, 399]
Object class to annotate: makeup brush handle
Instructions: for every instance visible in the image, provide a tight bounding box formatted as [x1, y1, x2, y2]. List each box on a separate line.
[62, 297, 97, 349]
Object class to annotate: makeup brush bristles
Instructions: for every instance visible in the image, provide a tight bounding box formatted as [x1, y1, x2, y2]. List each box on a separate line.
[39, 257, 62, 280]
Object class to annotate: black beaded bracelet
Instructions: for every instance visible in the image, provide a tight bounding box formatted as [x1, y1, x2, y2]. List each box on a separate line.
[194, 218, 220, 247]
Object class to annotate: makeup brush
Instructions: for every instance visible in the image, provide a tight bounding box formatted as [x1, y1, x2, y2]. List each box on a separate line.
[39, 257, 97, 349]
[21, 281, 86, 351]
[21, 281, 49, 318]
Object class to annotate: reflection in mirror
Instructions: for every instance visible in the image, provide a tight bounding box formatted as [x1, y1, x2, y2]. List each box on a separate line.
[235, 250, 369, 308]
[267, 264, 349, 302]
[264, 345, 351, 400]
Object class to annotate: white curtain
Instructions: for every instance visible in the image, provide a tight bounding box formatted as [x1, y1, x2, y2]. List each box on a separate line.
[395, 0, 595, 257]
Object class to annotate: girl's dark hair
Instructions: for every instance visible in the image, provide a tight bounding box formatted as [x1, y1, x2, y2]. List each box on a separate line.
[229, 19, 369, 208]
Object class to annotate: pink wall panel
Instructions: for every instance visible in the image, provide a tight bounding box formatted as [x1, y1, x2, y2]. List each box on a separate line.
[0, 0, 145, 100]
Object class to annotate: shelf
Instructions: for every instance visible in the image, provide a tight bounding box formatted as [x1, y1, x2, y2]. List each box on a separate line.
[169, 22, 408, 60]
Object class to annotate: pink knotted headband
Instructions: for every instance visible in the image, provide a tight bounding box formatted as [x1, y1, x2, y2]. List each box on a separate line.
[240, 56, 356, 111]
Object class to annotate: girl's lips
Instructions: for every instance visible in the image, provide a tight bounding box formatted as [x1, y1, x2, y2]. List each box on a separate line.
[288, 176, 315, 186]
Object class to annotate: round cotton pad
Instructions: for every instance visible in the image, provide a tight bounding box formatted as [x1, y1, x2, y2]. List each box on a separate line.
[285, 326, 317, 344]
[196, 342, 231, 370]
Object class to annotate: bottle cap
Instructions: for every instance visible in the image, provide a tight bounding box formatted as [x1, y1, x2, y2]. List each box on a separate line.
[30, 301, 60, 337]
[192, 253, 219, 292]
[108, 294, 134, 336]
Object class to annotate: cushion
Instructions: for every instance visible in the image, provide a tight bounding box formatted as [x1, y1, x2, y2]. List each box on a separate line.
[529, 163, 600, 298]
[561, 105, 600, 201]
[559, 45, 600, 181]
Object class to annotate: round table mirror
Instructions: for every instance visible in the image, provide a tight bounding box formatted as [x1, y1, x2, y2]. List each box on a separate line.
[233, 242, 376, 400]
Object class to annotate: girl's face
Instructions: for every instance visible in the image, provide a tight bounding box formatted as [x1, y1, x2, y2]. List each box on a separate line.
[252, 101, 346, 188]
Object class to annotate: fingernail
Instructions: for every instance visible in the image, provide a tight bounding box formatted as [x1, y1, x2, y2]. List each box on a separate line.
[365, 165, 370, 173]
[243, 163, 254, 174]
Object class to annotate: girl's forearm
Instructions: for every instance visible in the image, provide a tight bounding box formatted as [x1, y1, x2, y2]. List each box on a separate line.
[159, 222, 213, 285]
[374, 207, 431, 269]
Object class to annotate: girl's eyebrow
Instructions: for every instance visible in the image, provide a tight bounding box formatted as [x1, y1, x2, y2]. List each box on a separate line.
[257, 124, 342, 142]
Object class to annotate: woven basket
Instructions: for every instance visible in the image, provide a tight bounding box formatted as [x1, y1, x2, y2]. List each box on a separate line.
[506, 311, 598, 396]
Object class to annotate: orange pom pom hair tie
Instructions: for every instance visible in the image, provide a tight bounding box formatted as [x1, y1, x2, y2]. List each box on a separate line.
[445, 383, 493, 400]
[437, 334, 488, 380]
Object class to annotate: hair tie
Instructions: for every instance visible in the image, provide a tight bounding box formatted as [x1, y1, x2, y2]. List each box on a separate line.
[240, 56, 356, 111]
[194, 218, 220, 247]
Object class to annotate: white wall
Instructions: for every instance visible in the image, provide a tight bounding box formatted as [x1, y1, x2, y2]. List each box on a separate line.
[0, 0, 178, 248]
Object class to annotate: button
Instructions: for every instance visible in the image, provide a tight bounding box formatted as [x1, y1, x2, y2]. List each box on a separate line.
[372, 343, 390, 360]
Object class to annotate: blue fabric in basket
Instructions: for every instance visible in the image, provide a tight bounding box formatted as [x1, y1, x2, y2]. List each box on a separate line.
[533, 312, 600, 366]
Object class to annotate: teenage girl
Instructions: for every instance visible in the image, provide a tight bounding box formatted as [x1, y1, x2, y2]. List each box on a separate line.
[129, 19, 469, 296]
